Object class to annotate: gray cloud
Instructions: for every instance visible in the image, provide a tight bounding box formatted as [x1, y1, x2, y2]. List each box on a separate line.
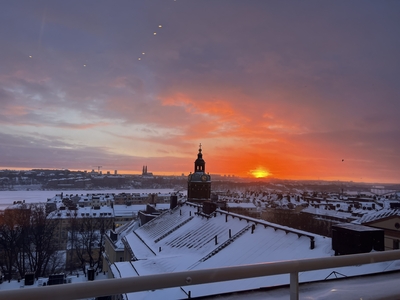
[1, 1, 399, 181]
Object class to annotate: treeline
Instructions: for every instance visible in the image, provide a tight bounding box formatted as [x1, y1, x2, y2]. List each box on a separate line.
[0, 204, 108, 281]
[0, 204, 62, 281]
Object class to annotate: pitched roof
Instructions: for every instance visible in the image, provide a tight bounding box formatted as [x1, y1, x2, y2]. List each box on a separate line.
[353, 209, 400, 224]
[112, 202, 400, 299]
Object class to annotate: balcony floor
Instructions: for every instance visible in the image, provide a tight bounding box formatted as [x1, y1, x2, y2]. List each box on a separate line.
[205, 271, 400, 300]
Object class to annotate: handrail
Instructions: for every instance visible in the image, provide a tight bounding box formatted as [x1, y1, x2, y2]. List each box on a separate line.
[2, 250, 400, 300]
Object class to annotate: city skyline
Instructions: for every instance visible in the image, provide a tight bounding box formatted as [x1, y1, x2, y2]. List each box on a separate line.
[1, 1, 400, 183]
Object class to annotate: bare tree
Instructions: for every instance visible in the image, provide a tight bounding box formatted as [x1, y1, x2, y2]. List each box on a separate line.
[0, 205, 30, 281]
[24, 204, 58, 278]
[74, 216, 107, 274]
[0, 204, 59, 280]
[66, 209, 80, 274]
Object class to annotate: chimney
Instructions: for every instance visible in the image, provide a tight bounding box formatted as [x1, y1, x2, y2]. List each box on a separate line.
[110, 230, 118, 242]
[170, 195, 178, 209]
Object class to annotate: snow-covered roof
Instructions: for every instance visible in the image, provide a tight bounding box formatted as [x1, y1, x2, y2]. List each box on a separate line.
[301, 206, 358, 222]
[226, 202, 257, 209]
[110, 202, 400, 299]
[112, 204, 311, 297]
[113, 205, 146, 217]
[113, 204, 170, 217]
[353, 209, 400, 224]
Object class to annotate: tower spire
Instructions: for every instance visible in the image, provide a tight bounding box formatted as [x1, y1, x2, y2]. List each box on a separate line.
[187, 144, 211, 202]
[194, 143, 205, 172]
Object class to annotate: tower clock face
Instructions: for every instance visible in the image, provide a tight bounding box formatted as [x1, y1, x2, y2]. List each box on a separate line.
[201, 175, 207, 181]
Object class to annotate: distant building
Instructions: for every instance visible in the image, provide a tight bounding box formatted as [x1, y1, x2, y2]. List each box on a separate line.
[187, 144, 211, 203]
[141, 165, 153, 178]
[114, 193, 148, 205]
[48, 205, 114, 250]
[227, 202, 259, 218]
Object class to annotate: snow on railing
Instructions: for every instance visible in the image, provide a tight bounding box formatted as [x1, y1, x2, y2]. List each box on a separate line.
[2, 250, 400, 300]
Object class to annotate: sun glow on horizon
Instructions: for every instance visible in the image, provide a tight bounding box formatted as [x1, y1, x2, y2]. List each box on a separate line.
[249, 167, 271, 178]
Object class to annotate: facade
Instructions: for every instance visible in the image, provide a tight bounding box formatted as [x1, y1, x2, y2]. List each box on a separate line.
[102, 221, 139, 275]
[114, 193, 148, 205]
[102, 203, 169, 276]
[355, 210, 400, 250]
[48, 206, 114, 271]
[187, 144, 211, 203]
[49, 206, 114, 250]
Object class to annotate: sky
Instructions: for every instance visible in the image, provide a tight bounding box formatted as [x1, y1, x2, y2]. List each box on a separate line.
[1, 1, 400, 183]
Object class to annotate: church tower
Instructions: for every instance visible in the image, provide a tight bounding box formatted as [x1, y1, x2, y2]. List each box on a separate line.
[187, 144, 211, 203]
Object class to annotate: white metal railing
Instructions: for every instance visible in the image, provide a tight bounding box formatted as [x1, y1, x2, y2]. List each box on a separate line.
[2, 250, 400, 300]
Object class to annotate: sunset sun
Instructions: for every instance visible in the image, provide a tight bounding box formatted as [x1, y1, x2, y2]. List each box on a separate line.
[250, 167, 270, 178]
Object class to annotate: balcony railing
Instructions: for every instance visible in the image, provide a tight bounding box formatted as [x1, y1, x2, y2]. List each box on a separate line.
[2, 249, 400, 300]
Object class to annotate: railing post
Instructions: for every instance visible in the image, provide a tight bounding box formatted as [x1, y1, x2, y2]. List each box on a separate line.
[290, 272, 299, 300]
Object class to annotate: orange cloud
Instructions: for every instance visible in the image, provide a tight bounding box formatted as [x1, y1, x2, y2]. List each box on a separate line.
[4, 105, 30, 117]
[161, 93, 236, 117]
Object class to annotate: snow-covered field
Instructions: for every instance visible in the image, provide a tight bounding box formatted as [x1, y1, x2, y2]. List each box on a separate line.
[0, 189, 176, 210]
